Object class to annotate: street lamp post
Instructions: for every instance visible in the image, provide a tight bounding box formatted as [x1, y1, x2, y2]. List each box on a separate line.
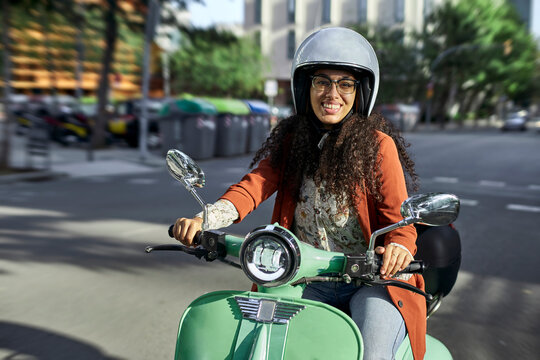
[139, 0, 160, 161]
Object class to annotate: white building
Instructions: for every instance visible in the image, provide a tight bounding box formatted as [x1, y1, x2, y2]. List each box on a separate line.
[244, 0, 442, 105]
[509, 0, 540, 43]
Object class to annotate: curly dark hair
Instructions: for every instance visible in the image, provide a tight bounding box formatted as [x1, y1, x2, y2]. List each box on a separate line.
[250, 112, 418, 206]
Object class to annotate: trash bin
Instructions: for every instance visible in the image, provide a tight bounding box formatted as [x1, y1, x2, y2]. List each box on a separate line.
[159, 98, 218, 160]
[203, 98, 250, 157]
[243, 100, 271, 152]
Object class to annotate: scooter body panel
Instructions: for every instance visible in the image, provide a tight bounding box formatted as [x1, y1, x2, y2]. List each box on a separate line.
[396, 334, 453, 359]
[175, 290, 363, 360]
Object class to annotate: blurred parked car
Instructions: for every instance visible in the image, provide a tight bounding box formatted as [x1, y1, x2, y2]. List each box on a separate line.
[533, 117, 540, 131]
[375, 103, 420, 132]
[501, 110, 528, 131]
[113, 98, 166, 148]
[4, 94, 30, 126]
[14, 95, 93, 146]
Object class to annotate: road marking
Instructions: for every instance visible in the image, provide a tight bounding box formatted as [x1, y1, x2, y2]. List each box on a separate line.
[129, 178, 157, 185]
[86, 177, 109, 183]
[506, 204, 540, 213]
[433, 177, 459, 183]
[479, 180, 506, 187]
[0, 205, 66, 218]
[528, 185, 540, 191]
[123, 227, 158, 237]
[460, 199, 479, 206]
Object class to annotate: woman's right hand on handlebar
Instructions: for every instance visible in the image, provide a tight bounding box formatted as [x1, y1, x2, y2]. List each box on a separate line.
[173, 217, 203, 247]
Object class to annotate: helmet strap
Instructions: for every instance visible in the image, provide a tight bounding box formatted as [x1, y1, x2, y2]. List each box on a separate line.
[360, 78, 371, 115]
[307, 108, 354, 150]
[356, 86, 364, 115]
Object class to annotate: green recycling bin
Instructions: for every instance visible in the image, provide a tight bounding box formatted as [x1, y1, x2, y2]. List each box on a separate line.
[203, 97, 250, 157]
[159, 97, 217, 160]
[243, 100, 271, 153]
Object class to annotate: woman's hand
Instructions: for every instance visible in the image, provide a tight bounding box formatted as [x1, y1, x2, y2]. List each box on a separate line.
[173, 217, 203, 247]
[375, 244, 413, 278]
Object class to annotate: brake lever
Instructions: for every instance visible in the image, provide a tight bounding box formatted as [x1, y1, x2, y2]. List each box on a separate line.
[145, 244, 209, 260]
[290, 275, 345, 286]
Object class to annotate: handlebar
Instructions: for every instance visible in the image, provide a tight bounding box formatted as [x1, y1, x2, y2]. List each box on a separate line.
[152, 225, 432, 299]
[146, 226, 207, 259]
[168, 224, 201, 246]
[397, 260, 425, 275]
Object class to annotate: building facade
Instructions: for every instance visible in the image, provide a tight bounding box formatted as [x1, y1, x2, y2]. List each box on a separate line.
[2, 0, 144, 100]
[509, 0, 540, 42]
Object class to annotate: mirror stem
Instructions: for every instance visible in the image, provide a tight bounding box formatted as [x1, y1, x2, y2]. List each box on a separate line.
[366, 217, 415, 263]
[181, 179, 208, 231]
[202, 204, 209, 232]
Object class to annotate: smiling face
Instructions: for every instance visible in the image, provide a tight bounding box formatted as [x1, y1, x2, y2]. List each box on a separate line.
[309, 68, 357, 128]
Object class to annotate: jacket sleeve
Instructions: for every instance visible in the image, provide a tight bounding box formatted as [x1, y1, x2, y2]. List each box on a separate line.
[376, 134, 417, 255]
[219, 157, 281, 222]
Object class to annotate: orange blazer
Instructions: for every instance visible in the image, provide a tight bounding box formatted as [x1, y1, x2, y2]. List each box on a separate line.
[220, 131, 426, 360]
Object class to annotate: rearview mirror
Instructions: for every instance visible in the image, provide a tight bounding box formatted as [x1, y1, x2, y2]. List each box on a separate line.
[400, 193, 460, 226]
[166, 149, 205, 188]
[166, 149, 208, 230]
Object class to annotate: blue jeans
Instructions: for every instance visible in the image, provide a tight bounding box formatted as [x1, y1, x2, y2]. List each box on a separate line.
[302, 282, 406, 360]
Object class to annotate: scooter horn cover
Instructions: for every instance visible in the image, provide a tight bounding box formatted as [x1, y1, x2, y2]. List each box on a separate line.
[291, 27, 380, 117]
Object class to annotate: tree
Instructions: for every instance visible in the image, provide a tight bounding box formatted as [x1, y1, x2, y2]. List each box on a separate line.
[1, 0, 14, 170]
[421, 0, 538, 124]
[170, 28, 267, 98]
[90, 0, 202, 149]
[349, 24, 426, 105]
[91, 0, 119, 149]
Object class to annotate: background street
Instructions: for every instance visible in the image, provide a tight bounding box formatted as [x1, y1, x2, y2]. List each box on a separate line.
[1, 129, 539, 359]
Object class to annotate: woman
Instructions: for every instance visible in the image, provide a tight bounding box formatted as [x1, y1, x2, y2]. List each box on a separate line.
[173, 27, 426, 360]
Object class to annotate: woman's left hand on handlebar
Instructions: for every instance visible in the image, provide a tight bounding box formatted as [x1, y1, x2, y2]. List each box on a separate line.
[375, 245, 413, 278]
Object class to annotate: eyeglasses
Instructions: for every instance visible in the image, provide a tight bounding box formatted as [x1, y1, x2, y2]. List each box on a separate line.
[310, 75, 359, 95]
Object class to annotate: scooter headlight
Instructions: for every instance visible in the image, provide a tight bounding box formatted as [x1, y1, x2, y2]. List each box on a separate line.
[240, 225, 300, 287]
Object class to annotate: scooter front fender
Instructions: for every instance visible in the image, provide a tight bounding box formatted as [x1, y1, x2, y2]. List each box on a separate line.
[175, 290, 363, 360]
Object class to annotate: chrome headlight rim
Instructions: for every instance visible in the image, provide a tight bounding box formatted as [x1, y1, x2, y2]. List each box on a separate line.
[240, 225, 301, 287]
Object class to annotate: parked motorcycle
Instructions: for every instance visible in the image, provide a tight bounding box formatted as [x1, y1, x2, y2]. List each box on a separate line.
[146, 149, 461, 359]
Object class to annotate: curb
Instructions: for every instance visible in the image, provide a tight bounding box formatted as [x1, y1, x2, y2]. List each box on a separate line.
[0, 170, 69, 184]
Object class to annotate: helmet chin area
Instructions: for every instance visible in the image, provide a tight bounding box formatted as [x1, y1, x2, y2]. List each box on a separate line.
[240, 225, 300, 287]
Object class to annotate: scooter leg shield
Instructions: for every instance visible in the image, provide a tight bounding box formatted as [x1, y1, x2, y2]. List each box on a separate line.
[175, 290, 364, 360]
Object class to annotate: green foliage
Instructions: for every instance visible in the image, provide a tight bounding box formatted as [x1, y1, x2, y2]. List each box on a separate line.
[171, 28, 267, 98]
[349, 24, 426, 104]
[422, 0, 538, 113]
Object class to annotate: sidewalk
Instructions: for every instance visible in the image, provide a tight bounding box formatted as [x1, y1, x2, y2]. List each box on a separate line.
[0, 132, 166, 184]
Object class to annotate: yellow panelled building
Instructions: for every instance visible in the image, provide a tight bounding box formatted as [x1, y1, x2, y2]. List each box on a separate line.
[2, 0, 144, 99]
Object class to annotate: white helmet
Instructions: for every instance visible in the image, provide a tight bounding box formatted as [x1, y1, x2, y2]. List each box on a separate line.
[291, 27, 379, 116]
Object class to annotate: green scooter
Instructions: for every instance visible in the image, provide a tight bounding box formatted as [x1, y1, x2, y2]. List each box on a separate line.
[146, 149, 461, 359]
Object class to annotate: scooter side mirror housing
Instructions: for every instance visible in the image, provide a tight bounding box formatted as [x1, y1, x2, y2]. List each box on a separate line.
[400, 193, 460, 227]
[166, 149, 205, 188]
[166, 149, 209, 230]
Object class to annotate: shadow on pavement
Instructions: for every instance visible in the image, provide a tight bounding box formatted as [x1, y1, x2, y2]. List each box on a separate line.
[0, 321, 123, 360]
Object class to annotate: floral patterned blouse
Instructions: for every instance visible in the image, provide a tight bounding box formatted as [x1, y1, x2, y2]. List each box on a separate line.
[293, 178, 367, 254]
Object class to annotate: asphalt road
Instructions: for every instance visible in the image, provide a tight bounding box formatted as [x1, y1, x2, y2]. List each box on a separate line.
[1, 129, 539, 359]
